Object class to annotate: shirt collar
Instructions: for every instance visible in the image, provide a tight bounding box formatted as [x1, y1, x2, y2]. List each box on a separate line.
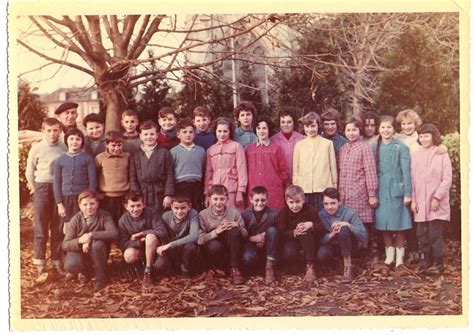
[256, 138, 270, 147]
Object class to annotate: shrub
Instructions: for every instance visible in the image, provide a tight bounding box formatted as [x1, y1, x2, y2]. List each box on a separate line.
[19, 142, 32, 206]
[441, 132, 460, 209]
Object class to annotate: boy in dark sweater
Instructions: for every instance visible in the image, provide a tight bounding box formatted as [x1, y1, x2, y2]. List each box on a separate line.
[241, 186, 279, 284]
[277, 185, 325, 282]
[193, 106, 217, 150]
[170, 118, 206, 211]
[157, 107, 180, 150]
[118, 191, 164, 288]
[62, 190, 118, 292]
[129, 120, 175, 211]
[83, 113, 106, 158]
[95, 130, 130, 223]
[156, 194, 200, 277]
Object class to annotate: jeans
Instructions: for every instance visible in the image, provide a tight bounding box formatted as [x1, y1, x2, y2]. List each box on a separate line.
[100, 195, 125, 224]
[241, 226, 279, 268]
[317, 226, 356, 261]
[305, 192, 323, 213]
[154, 242, 201, 275]
[417, 220, 445, 262]
[281, 229, 321, 264]
[33, 182, 63, 263]
[201, 227, 243, 269]
[175, 181, 203, 212]
[64, 240, 110, 283]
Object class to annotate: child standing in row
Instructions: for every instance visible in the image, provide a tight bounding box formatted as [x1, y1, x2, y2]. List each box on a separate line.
[83, 113, 106, 158]
[121, 109, 142, 154]
[95, 130, 130, 223]
[170, 119, 206, 211]
[293, 112, 337, 212]
[193, 106, 217, 150]
[374, 115, 412, 269]
[54, 129, 97, 226]
[205, 117, 247, 211]
[411, 123, 452, 274]
[129, 120, 175, 211]
[198, 185, 248, 285]
[321, 107, 348, 154]
[246, 115, 289, 211]
[270, 106, 304, 184]
[234, 101, 258, 149]
[338, 116, 378, 252]
[157, 107, 179, 150]
[26, 117, 67, 278]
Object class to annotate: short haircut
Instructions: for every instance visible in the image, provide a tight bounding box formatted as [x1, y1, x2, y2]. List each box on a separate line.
[123, 191, 145, 204]
[254, 115, 275, 136]
[177, 118, 195, 131]
[42, 117, 62, 129]
[172, 193, 192, 204]
[82, 113, 104, 127]
[299, 111, 320, 127]
[208, 184, 229, 197]
[278, 106, 299, 125]
[105, 130, 124, 144]
[193, 106, 212, 119]
[361, 111, 380, 128]
[212, 117, 235, 140]
[418, 123, 442, 146]
[379, 115, 395, 126]
[285, 184, 305, 200]
[234, 101, 257, 120]
[139, 120, 159, 133]
[122, 109, 139, 119]
[78, 189, 100, 204]
[250, 186, 268, 198]
[321, 107, 341, 125]
[396, 109, 422, 129]
[158, 106, 176, 119]
[343, 115, 364, 134]
[322, 187, 340, 200]
[64, 128, 85, 148]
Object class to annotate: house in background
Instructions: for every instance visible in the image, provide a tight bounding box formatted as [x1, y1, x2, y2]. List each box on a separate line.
[40, 86, 101, 125]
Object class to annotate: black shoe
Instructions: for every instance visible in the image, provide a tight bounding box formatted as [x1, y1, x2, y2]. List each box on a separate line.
[180, 264, 191, 278]
[94, 280, 107, 292]
[434, 261, 444, 274]
[418, 259, 433, 274]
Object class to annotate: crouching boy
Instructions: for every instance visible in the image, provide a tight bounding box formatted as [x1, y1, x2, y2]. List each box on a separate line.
[62, 190, 118, 291]
[198, 185, 248, 285]
[118, 191, 163, 288]
[318, 187, 367, 283]
[241, 186, 279, 284]
[156, 194, 201, 277]
[276, 185, 325, 282]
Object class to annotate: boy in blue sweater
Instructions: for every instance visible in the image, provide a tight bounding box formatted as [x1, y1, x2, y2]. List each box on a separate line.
[156, 194, 200, 277]
[54, 128, 97, 229]
[83, 113, 106, 158]
[193, 106, 217, 150]
[318, 187, 367, 283]
[26, 117, 67, 279]
[170, 119, 206, 211]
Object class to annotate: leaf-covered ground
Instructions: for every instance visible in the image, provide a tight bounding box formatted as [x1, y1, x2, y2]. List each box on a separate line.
[19, 218, 462, 318]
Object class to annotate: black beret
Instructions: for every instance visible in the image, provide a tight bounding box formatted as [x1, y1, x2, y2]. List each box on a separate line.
[55, 102, 78, 115]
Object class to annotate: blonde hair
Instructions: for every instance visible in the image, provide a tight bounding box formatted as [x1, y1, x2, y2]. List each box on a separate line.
[299, 111, 320, 127]
[285, 185, 305, 201]
[395, 109, 422, 129]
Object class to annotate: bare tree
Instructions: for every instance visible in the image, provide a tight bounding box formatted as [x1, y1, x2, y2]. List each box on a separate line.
[17, 14, 290, 130]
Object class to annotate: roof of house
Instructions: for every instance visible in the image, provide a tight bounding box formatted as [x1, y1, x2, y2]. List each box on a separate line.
[39, 86, 100, 103]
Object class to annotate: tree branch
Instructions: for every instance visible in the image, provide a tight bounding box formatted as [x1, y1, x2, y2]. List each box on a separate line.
[127, 15, 150, 59]
[129, 15, 165, 59]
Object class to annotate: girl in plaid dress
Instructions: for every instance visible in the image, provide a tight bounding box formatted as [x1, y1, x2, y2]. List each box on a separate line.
[338, 116, 378, 251]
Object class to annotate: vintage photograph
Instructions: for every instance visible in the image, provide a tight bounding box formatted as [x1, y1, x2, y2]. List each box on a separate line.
[8, 0, 468, 330]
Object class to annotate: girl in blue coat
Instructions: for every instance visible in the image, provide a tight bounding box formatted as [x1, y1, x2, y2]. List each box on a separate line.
[374, 115, 412, 269]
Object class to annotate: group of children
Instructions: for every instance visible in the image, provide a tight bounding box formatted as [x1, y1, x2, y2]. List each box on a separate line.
[25, 100, 453, 292]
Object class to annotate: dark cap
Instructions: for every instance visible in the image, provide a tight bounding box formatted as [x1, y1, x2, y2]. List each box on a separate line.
[55, 102, 78, 115]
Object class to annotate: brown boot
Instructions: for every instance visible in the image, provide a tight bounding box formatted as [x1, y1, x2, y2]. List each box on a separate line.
[231, 267, 245, 285]
[341, 266, 353, 283]
[265, 266, 276, 285]
[304, 264, 316, 282]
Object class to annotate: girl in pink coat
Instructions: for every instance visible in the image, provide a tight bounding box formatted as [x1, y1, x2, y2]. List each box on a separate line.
[410, 123, 452, 274]
[205, 117, 248, 211]
[246, 116, 289, 211]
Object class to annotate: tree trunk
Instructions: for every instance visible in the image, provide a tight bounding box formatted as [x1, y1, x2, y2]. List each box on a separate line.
[100, 86, 127, 132]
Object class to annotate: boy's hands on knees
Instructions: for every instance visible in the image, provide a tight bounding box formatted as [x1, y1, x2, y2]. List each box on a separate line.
[216, 220, 233, 234]
[156, 243, 171, 256]
[250, 232, 265, 244]
[131, 232, 145, 242]
[78, 232, 92, 244]
[294, 221, 313, 236]
[163, 196, 172, 209]
[57, 203, 66, 218]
